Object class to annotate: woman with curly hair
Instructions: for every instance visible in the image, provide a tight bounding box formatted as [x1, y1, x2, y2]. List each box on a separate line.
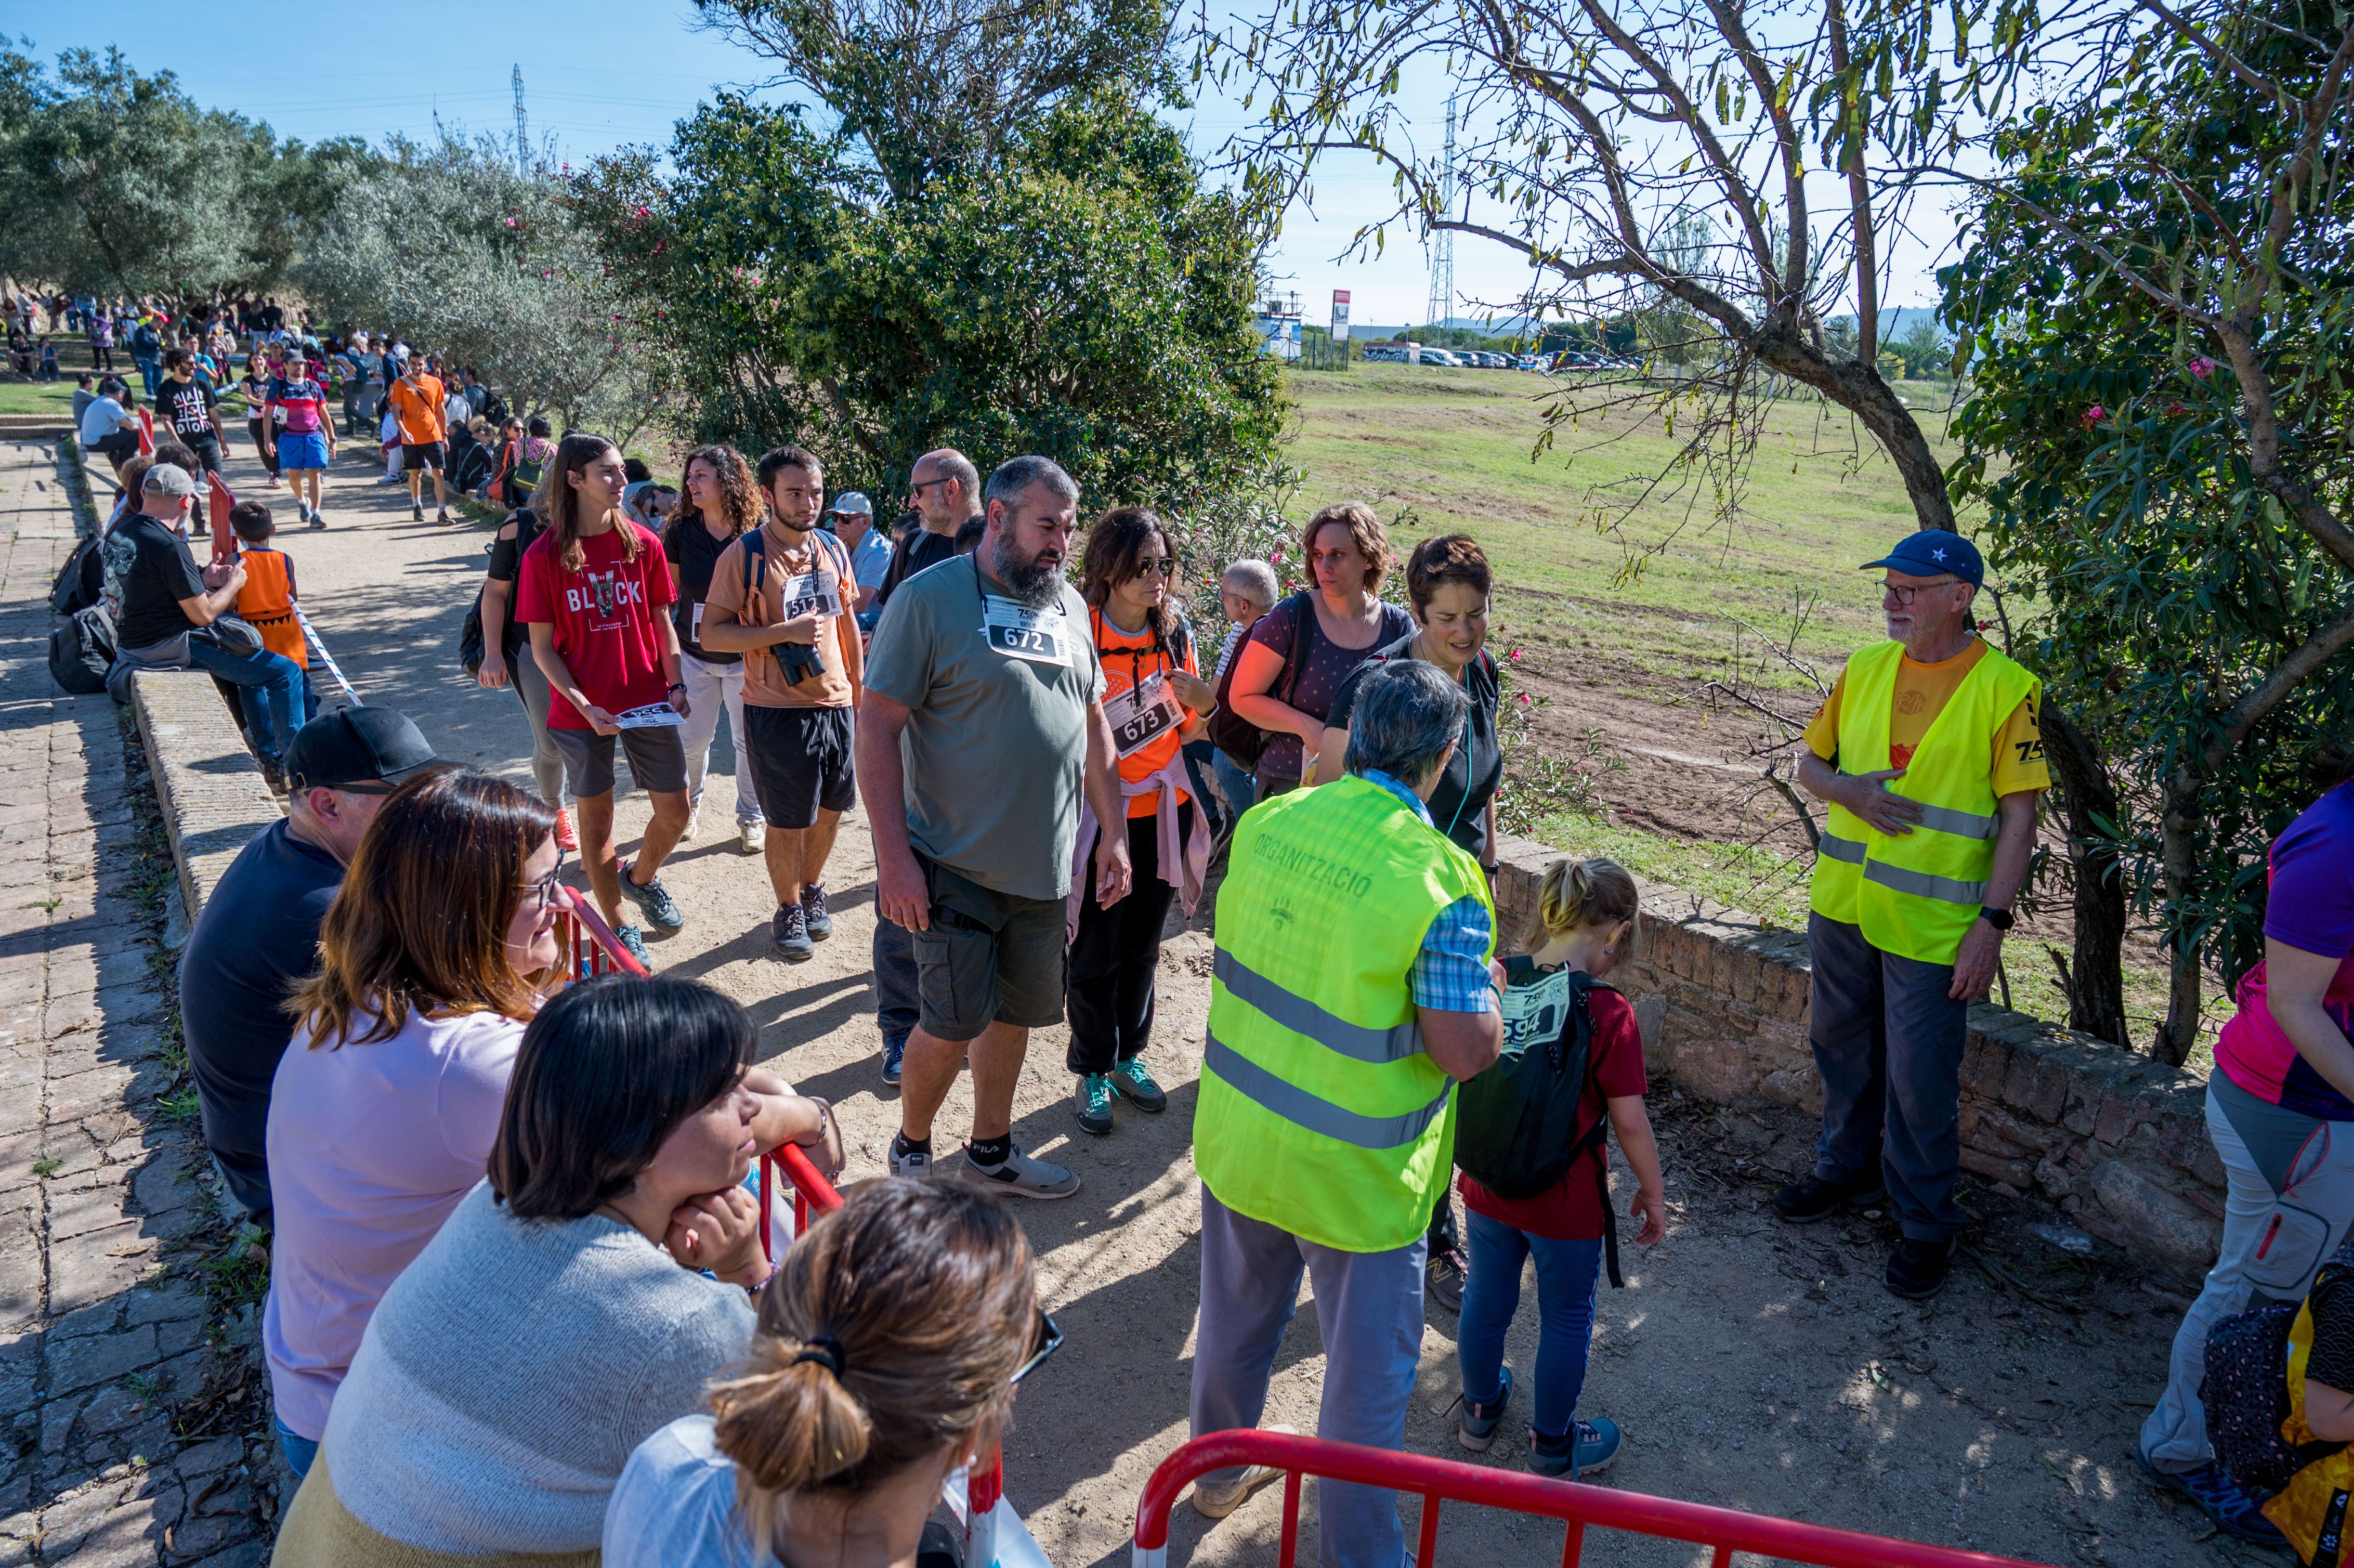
[667, 444, 768, 854]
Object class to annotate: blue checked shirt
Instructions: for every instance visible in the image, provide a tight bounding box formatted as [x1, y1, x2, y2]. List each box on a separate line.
[1361, 770, 1496, 1014]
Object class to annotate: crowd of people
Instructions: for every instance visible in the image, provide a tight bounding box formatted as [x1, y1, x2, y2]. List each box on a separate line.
[38, 292, 2347, 1566]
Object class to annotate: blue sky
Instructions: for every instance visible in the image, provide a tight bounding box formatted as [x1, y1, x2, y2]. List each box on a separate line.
[28, 0, 1955, 329]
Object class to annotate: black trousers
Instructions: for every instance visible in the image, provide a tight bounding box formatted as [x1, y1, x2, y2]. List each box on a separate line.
[1065, 804, 1189, 1075]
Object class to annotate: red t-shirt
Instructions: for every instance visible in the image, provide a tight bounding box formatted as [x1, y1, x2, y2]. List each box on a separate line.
[1458, 986, 1649, 1240]
[514, 522, 677, 730]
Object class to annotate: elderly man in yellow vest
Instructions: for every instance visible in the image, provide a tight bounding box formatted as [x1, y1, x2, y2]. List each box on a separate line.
[1188, 661, 1502, 1566]
[1777, 529, 2049, 1300]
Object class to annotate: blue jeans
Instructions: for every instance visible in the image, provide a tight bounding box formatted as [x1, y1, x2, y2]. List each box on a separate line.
[1212, 748, 1256, 831]
[274, 1415, 318, 1479]
[189, 640, 305, 763]
[1456, 1208, 1603, 1440]
[135, 356, 160, 398]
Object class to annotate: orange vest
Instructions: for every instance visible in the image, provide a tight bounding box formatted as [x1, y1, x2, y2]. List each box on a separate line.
[236, 548, 308, 667]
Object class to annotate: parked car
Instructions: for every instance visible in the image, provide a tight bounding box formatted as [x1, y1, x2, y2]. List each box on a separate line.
[1513, 353, 1544, 371]
[1421, 348, 1465, 367]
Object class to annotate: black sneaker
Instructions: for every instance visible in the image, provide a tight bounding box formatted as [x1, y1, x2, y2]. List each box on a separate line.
[618, 866, 684, 932]
[1885, 1236, 1954, 1300]
[1074, 1075, 1115, 1135]
[801, 883, 832, 940]
[1427, 1248, 1466, 1313]
[773, 903, 814, 963]
[1771, 1170, 1887, 1225]
[411, 499, 424, 521]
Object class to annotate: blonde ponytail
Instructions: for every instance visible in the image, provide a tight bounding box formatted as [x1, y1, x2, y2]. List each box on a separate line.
[1530, 856, 1640, 949]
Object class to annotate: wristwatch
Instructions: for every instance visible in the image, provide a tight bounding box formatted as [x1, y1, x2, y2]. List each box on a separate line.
[1978, 906, 2016, 932]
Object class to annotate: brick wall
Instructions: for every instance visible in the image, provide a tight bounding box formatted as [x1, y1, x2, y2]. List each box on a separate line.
[1488, 833, 2226, 1279]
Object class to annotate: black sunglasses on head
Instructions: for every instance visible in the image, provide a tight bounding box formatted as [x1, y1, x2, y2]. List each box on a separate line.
[1012, 1310, 1062, 1385]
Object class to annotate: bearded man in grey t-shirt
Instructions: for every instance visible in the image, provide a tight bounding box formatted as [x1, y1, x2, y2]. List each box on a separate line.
[857, 455, 1132, 1198]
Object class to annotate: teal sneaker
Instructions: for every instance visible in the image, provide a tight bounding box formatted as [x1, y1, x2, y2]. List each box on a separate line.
[1531, 1417, 1620, 1479]
[1075, 1075, 1115, 1136]
[619, 866, 684, 932]
[1458, 1366, 1513, 1452]
[612, 923, 654, 972]
[1110, 1057, 1168, 1113]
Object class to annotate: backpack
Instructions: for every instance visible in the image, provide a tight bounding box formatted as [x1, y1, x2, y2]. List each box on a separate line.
[511, 439, 548, 492]
[460, 510, 542, 676]
[1454, 960, 1626, 1288]
[1207, 592, 1312, 771]
[49, 603, 115, 695]
[49, 535, 103, 615]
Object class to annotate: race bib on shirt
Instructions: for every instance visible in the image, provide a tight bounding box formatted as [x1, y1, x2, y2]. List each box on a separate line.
[612, 702, 684, 729]
[982, 596, 1071, 667]
[1501, 965, 1572, 1055]
[777, 570, 844, 622]
[1105, 671, 1183, 756]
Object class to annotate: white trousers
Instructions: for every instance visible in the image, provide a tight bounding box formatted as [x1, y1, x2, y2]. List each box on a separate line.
[677, 652, 761, 826]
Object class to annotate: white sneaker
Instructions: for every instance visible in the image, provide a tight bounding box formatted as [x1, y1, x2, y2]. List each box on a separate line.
[889, 1137, 933, 1180]
[739, 821, 762, 855]
[1189, 1426, 1298, 1518]
[957, 1142, 1080, 1200]
[680, 808, 699, 842]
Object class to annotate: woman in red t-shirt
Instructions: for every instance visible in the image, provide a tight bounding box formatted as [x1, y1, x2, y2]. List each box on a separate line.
[1455, 857, 1666, 1481]
[515, 434, 691, 969]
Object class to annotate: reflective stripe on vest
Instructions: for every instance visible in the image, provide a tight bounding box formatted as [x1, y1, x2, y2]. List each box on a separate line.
[1212, 948, 1423, 1064]
[1203, 1031, 1451, 1147]
[1817, 831, 1992, 906]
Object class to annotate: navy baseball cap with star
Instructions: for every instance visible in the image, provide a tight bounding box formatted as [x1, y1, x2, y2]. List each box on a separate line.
[1860, 529, 1983, 588]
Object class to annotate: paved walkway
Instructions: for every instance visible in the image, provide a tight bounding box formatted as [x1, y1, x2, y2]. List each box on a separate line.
[0, 443, 274, 1567]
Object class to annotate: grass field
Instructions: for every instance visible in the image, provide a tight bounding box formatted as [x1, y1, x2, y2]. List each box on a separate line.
[1279, 360, 1968, 691]
[0, 382, 75, 415]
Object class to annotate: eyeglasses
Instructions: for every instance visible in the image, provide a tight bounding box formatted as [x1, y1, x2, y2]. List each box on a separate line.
[1011, 1310, 1062, 1386]
[1131, 558, 1177, 578]
[1881, 577, 1960, 606]
[518, 852, 569, 912]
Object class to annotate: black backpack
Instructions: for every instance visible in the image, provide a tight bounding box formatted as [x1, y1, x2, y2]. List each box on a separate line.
[460, 509, 541, 676]
[49, 603, 115, 695]
[49, 535, 103, 615]
[1455, 960, 1625, 1287]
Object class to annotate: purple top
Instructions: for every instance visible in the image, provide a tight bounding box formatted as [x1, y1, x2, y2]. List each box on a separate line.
[2217, 781, 2354, 1118]
[1242, 593, 1414, 782]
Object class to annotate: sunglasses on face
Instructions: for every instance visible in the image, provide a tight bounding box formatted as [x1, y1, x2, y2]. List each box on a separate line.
[1012, 1310, 1062, 1385]
[1130, 558, 1177, 578]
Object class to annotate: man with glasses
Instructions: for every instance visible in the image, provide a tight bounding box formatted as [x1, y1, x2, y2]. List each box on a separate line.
[1775, 529, 2048, 1299]
[179, 708, 445, 1227]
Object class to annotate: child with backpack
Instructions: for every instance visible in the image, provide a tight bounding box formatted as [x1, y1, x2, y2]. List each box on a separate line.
[2204, 1233, 2354, 1562]
[1452, 856, 1666, 1479]
[228, 502, 318, 721]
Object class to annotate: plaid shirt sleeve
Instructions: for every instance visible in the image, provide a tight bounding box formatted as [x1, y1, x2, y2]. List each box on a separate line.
[1409, 895, 1496, 1013]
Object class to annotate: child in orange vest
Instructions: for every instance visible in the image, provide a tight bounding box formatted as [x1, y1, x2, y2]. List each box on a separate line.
[229, 501, 317, 721]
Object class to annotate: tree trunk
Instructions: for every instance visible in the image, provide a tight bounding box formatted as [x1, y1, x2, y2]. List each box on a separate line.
[2153, 770, 2205, 1066]
[2039, 703, 2129, 1047]
[1749, 324, 1956, 533]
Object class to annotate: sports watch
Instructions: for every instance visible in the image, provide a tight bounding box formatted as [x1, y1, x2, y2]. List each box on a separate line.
[1978, 906, 2016, 932]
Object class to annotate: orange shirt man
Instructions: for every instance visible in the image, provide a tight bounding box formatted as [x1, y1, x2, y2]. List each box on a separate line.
[385, 362, 451, 525]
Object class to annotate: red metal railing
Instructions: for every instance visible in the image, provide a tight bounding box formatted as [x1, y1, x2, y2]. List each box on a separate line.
[553, 887, 646, 981]
[1132, 1431, 2063, 1568]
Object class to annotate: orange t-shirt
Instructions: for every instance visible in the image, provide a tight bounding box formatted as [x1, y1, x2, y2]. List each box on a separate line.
[1804, 639, 2048, 794]
[702, 524, 864, 710]
[234, 547, 307, 668]
[1092, 608, 1199, 817]
[386, 374, 446, 446]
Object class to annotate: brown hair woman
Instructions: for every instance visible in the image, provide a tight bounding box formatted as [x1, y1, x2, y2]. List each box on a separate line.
[665, 443, 768, 848]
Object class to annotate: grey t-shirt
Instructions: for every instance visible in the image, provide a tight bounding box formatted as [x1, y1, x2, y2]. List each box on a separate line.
[863, 554, 1102, 901]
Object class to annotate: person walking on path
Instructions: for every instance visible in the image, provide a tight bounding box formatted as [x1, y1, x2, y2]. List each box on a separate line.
[475, 497, 575, 851]
[158, 349, 228, 476]
[2135, 767, 2354, 1546]
[178, 709, 443, 1227]
[263, 349, 337, 529]
[833, 490, 892, 627]
[385, 356, 452, 524]
[1226, 503, 1414, 800]
[700, 446, 866, 961]
[1187, 661, 1501, 1564]
[1776, 529, 2048, 1300]
[1318, 533, 1506, 1308]
[239, 359, 283, 488]
[858, 455, 1130, 1194]
[867, 447, 984, 1084]
[129, 311, 163, 399]
[663, 445, 767, 854]
[1066, 506, 1214, 1137]
[515, 434, 694, 969]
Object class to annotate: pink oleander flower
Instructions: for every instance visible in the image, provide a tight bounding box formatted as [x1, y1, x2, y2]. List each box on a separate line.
[505, 217, 517, 228]
[2081, 405, 2107, 428]
[1509, 648, 1523, 661]
[2188, 356, 2216, 380]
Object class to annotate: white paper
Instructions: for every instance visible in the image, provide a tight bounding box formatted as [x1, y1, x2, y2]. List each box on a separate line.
[612, 702, 684, 729]
[982, 596, 1071, 667]
[1105, 671, 1183, 756]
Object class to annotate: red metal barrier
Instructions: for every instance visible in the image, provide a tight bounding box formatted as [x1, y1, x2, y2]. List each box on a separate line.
[553, 887, 647, 981]
[1132, 1431, 2062, 1568]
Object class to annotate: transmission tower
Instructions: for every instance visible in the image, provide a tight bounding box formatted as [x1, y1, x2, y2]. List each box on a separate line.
[1425, 94, 1458, 335]
[513, 66, 529, 177]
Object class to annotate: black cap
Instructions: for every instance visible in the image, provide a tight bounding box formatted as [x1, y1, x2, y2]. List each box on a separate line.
[283, 708, 443, 791]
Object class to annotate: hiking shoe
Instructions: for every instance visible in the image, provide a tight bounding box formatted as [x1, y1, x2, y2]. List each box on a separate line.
[802, 883, 832, 940]
[1459, 1366, 1513, 1452]
[613, 923, 653, 972]
[2134, 1451, 2287, 1546]
[619, 866, 684, 932]
[1885, 1237, 1954, 1300]
[889, 1134, 932, 1180]
[437, 508, 454, 525]
[1075, 1075, 1116, 1136]
[1189, 1425, 1297, 1518]
[1531, 1417, 1621, 1479]
[773, 903, 814, 963]
[1110, 1057, 1167, 1112]
[1428, 1248, 1467, 1313]
[881, 1036, 905, 1088]
[959, 1142, 1080, 1200]
[411, 499, 424, 521]
[1771, 1170, 1887, 1225]
[553, 807, 578, 852]
[738, 821, 762, 855]
[307, 509, 325, 530]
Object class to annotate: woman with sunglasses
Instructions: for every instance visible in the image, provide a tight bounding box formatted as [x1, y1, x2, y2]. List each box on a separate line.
[274, 975, 842, 1565]
[1065, 507, 1216, 1139]
[605, 1180, 1049, 1568]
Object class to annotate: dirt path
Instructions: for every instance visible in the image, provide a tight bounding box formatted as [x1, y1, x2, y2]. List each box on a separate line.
[231, 436, 2235, 1568]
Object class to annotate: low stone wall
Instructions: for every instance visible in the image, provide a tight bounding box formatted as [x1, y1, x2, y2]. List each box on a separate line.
[127, 671, 281, 929]
[1488, 832, 2225, 1280]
